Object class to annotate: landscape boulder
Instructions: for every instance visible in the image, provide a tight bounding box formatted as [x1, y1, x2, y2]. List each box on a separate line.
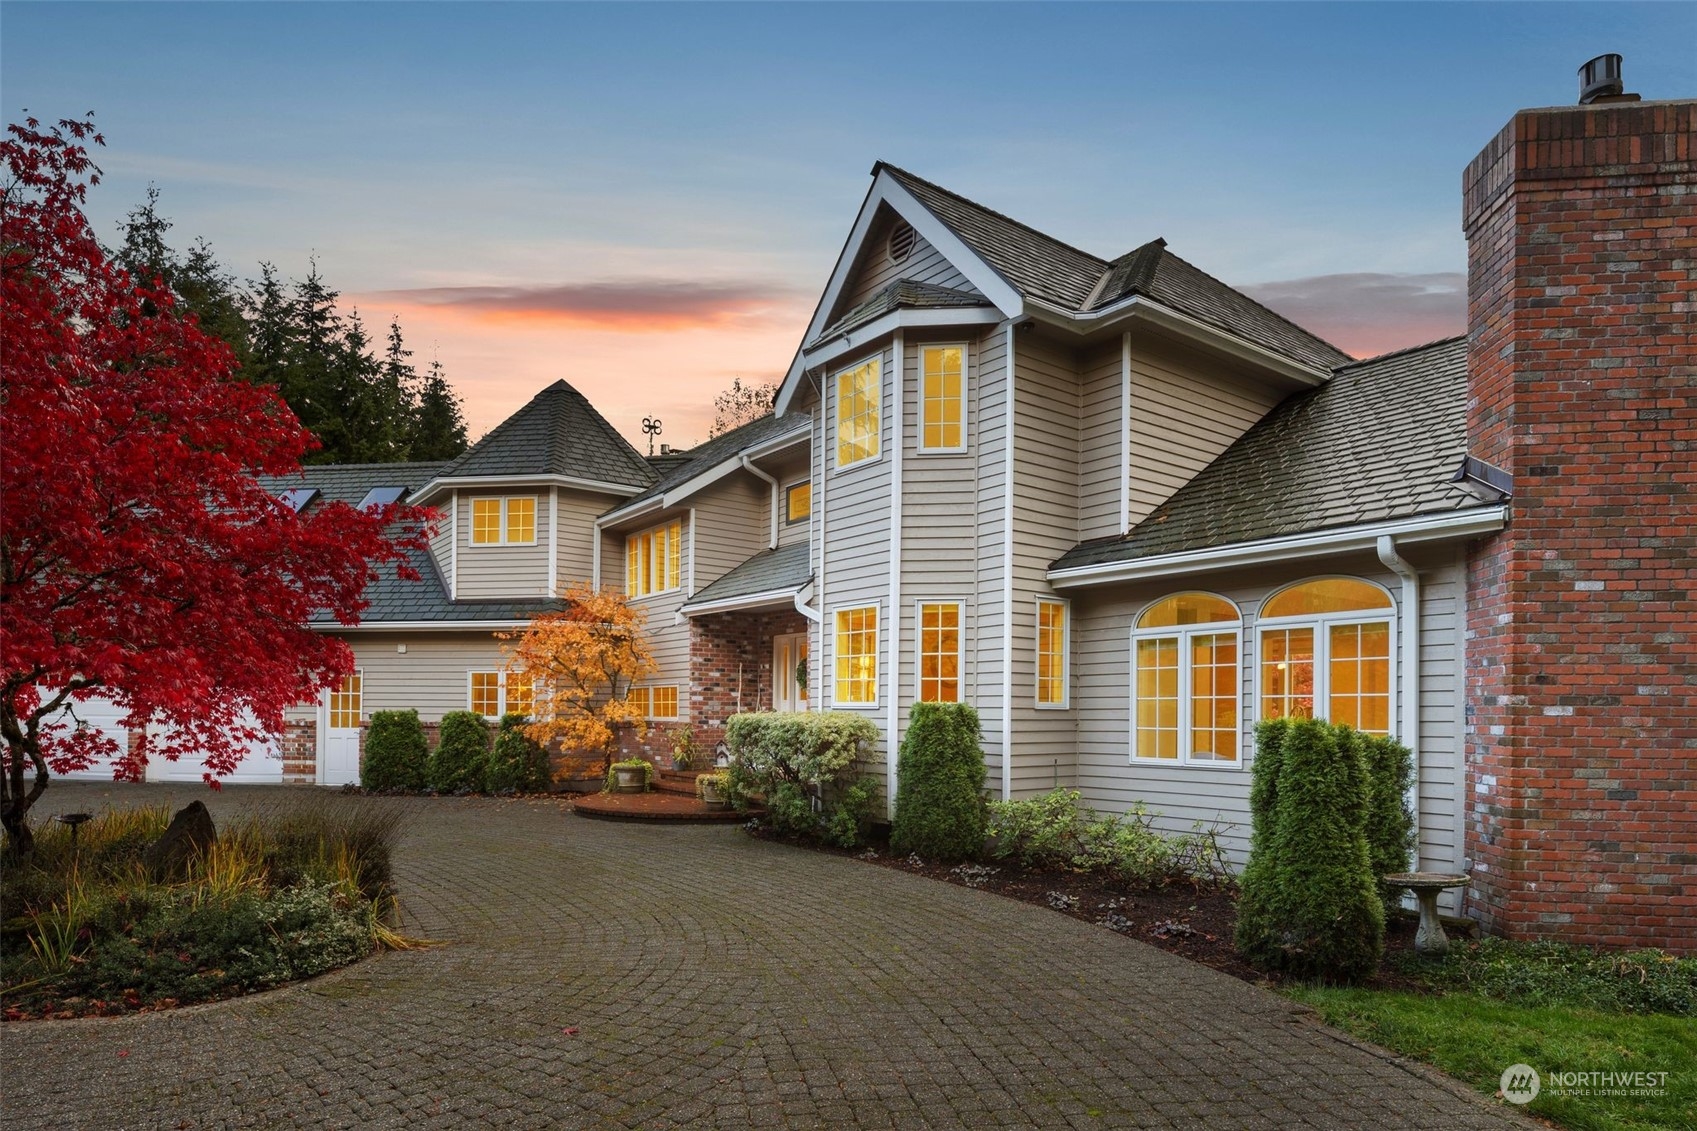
[143, 800, 217, 880]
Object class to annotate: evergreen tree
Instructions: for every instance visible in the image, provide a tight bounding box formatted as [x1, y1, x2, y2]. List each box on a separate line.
[410, 358, 469, 460]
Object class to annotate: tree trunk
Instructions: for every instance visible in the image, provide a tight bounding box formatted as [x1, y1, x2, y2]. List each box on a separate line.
[2, 793, 38, 857]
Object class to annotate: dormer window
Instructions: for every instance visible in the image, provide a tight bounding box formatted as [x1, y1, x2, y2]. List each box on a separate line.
[471, 496, 537, 545]
[626, 519, 682, 597]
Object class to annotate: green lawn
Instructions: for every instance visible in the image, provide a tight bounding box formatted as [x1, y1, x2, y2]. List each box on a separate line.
[1286, 986, 1697, 1131]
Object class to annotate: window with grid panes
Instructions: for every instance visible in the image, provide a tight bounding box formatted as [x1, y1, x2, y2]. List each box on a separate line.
[1131, 593, 1241, 763]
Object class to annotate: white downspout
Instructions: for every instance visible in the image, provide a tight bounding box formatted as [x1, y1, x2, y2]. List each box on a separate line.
[887, 331, 904, 817]
[591, 519, 602, 589]
[1120, 331, 1132, 534]
[1376, 534, 1421, 871]
[1002, 322, 1016, 802]
[740, 454, 780, 550]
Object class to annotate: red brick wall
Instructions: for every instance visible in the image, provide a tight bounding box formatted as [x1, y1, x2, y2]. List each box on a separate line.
[282, 719, 317, 783]
[1462, 99, 1696, 952]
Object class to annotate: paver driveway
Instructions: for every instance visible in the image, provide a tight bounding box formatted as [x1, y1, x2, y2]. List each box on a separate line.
[3, 784, 1530, 1129]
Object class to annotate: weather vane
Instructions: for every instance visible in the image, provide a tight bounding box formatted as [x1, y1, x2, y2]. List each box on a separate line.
[641, 416, 663, 456]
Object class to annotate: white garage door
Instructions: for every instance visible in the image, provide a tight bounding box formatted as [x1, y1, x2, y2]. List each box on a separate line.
[44, 693, 132, 781]
[153, 712, 285, 784]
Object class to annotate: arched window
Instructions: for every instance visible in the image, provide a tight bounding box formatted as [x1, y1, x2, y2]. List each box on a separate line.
[1257, 578, 1394, 735]
[1131, 593, 1242, 764]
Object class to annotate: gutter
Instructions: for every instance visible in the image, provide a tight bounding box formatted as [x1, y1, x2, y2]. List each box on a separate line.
[681, 586, 809, 619]
[1048, 507, 1508, 589]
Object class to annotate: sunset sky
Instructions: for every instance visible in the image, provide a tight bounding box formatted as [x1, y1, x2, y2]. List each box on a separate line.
[5, 2, 1691, 447]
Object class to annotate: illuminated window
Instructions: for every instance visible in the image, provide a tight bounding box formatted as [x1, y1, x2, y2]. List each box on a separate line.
[329, 672, 362, 730]
[1258, 579, 1394, 735]
[835, 358, 881, 468]
[1131, 593, 1241, 763]
[626, 686, 649, 718]
[470, 496, 536, 545]
[917, 602, 962, 703]
[1036, 598, 1069, 707]
[625, 519, 683, 597]
[470, 672, 502, 717]
[786, 481, 812, 524]
[919, 345, 966, 452]
[651, 686, 679, 719]
[505, 672, 534, 718]
[833, 606, 879, 705]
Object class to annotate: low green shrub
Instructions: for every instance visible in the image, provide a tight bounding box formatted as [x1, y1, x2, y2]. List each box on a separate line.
[986, 787, 1231, 887]
[890, 703, 986, 862]
[1235, 717, 1384, 982]
[986, 787, 1086, 869]
[725, 711, 879, 845]
[361, 710, 428, 791]
[823, 776, 880, 849]
[486, 713, 551, 793]
[429, 711, 490, 793]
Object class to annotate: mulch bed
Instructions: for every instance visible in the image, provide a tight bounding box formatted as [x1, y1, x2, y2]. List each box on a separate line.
[748, 825, 1439, 993]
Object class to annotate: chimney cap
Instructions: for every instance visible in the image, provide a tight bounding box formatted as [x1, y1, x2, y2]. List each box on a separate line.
[1578, 53, 1625, 104]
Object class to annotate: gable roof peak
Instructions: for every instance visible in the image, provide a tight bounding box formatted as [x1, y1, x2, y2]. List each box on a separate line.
[873, 161, 1108, 271]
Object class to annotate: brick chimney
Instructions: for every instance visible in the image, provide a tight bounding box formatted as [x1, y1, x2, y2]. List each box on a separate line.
[1460, 81, 1696, 952]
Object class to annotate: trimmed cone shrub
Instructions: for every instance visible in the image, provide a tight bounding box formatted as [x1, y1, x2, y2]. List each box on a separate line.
[486, 714, 551, 793]
[1359, 730, 1417, 915]
[430, 711, 490, 793]
[1234, 717, 1384, 982]
[361, 710, 427, 791]
[890, 702, 987, 862]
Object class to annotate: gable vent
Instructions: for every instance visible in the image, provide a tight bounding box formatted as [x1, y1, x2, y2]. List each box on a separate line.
[888, 219, 916, 263]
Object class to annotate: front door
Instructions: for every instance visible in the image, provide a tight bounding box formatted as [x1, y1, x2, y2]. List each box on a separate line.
[774, 634, 808, 712]
[320, 671, 363, 786]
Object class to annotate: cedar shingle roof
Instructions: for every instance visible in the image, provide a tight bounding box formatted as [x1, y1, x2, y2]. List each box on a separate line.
[1051, 337, 1489, 571]
[435, 379, 655, 489]
[876, 164, 1351, 372]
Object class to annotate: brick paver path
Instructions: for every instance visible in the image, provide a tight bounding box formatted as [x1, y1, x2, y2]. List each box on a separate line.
[2, 784, 1531, 1129]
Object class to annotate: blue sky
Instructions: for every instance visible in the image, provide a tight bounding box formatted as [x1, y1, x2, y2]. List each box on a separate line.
[5, 2, 1692, 443]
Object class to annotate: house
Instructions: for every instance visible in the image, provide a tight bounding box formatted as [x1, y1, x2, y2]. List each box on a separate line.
[60, 77, 1691, 953]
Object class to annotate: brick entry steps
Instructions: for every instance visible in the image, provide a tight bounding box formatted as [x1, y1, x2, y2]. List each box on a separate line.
[571, 769, 754, 823]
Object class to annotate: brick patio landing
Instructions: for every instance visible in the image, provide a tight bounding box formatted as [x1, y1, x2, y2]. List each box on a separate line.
[572, 771, 751, 823]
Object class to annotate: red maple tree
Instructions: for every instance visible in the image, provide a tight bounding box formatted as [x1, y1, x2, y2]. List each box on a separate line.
[1, 117, 433, 853]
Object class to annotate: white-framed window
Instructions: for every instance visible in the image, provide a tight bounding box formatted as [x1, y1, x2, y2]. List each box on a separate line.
[835, 357, 881, 468]
[918, 344, 967, 453]
[1256, 577, 1394, 736]
[916, 600, 963, 703]
[470, 496, 536, 545]
[1130, 593, 1242, 764]
[329, 671, 363, 730]
[627, 685, 680, 720]
[469, 670, 534, 719]
[833, 604, 879, 706]
[626, 519, 682, 598]
[1036, 597, 1070, 708]
[785, 481, 811, 524]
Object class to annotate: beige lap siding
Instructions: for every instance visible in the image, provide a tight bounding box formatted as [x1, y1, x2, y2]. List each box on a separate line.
[455, 494, 552, 599]
[331, 631, 520, 722]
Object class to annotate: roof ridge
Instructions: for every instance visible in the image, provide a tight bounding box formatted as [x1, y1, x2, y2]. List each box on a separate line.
[1161, 249, 1353, 365]
[873, 162, 1109, 271]
[1331, 334, 1467, 372]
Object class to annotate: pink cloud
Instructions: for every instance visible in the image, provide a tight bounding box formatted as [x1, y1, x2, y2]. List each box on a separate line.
[362, 279, 800, 332]
[1239, 272, 1467, 359]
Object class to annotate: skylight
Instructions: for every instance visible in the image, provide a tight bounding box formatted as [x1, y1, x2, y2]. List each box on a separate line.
[278, 487, 319, 513]
[357, 486, 408, 512]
